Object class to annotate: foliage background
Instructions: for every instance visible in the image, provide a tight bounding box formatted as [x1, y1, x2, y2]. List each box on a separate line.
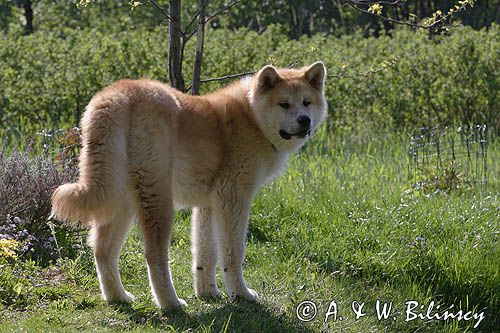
[0, 23, 498, 145]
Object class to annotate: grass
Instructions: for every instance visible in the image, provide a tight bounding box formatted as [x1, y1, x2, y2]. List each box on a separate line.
[0, 129, 498, 332]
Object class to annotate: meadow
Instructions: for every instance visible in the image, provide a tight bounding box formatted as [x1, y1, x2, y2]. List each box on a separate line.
[0, 127, 498, 332]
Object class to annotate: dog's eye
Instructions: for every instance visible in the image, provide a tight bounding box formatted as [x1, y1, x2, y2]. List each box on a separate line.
[303, 100, 311, 107]
[279, 102, 290, 109]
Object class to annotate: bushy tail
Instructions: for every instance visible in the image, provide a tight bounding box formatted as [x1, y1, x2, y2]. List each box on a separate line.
[51, 98, 128, 225]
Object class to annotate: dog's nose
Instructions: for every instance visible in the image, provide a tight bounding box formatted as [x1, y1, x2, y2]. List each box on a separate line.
[297, 115, 311, 128]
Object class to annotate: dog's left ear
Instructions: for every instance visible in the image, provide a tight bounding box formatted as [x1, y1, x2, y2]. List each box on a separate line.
[304, 61, 326, 91]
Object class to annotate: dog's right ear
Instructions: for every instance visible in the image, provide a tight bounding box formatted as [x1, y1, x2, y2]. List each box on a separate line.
[256, 65, 281, 91]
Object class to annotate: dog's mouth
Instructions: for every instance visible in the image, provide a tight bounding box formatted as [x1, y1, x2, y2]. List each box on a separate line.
[279, 129, 311, 140]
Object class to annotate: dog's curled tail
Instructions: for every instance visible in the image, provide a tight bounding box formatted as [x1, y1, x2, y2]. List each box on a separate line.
[51, 93, 129, 225]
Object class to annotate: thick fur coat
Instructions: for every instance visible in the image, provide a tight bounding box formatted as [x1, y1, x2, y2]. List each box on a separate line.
[51, 62, 328, 308]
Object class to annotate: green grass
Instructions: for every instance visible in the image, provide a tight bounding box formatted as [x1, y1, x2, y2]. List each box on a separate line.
[1, 130, 498, 332]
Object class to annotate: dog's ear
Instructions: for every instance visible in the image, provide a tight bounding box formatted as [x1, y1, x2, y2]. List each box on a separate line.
[304, 61, 326, 91]
[256, 65, 282, 91]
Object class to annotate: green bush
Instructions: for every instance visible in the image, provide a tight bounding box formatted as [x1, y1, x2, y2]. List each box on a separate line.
[0, 24, 498, 145]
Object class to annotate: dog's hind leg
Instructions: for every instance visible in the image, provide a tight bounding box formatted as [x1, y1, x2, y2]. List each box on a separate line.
[191, 207, 219, 298]
[89, 207, 135, 304]
[136, 172, 186, 309]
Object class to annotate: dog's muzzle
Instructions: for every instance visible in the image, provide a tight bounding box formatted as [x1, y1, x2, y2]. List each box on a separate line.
[279, 129, 311, 140]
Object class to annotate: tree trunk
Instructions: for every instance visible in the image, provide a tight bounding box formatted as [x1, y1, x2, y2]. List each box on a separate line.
[290, 5, 298, 39]
[23, 0, 33, 35]
[168, 0, 185, 91]
[191, 0, 208, 95]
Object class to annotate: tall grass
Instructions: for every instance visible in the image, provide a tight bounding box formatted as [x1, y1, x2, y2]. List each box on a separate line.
[0, 128, 497, 331]
[249, 128, 499, 331]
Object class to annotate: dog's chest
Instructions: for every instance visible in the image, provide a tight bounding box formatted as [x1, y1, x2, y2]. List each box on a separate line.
[171, 142, 287, 208]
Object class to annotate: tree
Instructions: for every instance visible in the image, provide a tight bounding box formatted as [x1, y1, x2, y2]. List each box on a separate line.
[148, 0, 241, 94]
[22, 0, 33, 34]
[76, 0, 478, 93]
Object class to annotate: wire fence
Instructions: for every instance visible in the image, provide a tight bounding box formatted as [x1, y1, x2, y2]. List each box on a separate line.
[408, 125, 488, 192]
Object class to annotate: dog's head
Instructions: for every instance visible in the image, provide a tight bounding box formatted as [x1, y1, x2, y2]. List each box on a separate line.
[248, 61, 327, 152]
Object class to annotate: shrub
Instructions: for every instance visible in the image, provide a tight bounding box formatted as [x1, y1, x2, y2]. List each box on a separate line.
[0, 143, 80, 265]
[0, 24, 498, 144]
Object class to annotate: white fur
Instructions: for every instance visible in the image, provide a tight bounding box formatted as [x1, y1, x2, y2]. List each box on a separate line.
[51, 62, 328, 309]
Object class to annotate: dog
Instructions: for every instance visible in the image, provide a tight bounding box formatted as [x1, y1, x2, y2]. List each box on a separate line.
[51, 61, 327, 309]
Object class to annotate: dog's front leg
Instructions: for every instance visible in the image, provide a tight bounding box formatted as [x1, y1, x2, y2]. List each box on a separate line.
[212, 188, 258, 302]
[191, 207, 219, 298]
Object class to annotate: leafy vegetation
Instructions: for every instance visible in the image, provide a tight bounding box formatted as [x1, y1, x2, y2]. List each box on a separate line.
[2, 0, 497, 37]
[1, 24, 498, 146]
[0, 130, 498, 332]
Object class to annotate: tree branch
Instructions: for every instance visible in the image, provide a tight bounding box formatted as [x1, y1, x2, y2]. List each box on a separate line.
[186, 70, 255, 92]
[184, 23, 199, 44]
[329, 57, 399, 78]
[184, 0, 210, 35]
[343, 0, 475, 32]
[149, 0, 184, 34]
[200, 70, 256, 83]
[346, 2, 431, 30]
[184, 0, 246, 44]
[205, 0, 246, 24]
[344, 0, 403, 5]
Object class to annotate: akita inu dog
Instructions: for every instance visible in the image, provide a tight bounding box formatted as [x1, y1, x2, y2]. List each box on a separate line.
[51, 62, 327, 309]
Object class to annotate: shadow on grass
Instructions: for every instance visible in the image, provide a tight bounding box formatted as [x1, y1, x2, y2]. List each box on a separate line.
[114, 300, 314, 332]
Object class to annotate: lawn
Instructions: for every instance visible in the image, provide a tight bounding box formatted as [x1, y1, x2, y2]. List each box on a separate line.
[0, 129, 498, 332]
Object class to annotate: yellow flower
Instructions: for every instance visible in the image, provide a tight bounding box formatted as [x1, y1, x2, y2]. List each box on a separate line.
[368, 4, 383, 15]
[0, 238, 19, 259]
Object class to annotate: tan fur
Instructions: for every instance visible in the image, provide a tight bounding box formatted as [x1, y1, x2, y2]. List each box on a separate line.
[51, 62, 327, 309]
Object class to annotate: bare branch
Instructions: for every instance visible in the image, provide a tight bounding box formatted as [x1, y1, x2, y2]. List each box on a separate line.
[200, 70, 255, 83]
[185, 0, 246, 43]
[205, 0, 246, 23]
[287, 47, 319, 68]
[185, 0, 210, 35]
[329, 57, 399, 78]
[186, 70, 255, 92]
[184, 28, 198, 44]
[149, 0, 184, 34]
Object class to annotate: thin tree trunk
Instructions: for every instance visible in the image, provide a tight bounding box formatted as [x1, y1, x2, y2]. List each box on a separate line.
[333, 0, 347, 32]
[191, 0, 208, 95]
[168, 0, 185, 91]
[24, 0, 33, 35]
[290, 5, 298, 39]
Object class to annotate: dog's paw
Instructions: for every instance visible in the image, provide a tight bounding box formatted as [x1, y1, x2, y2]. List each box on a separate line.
[173, 298, 188, 308]
[159, 298, 187, 310]
[105, 290, 135, 304]
[230, 288, 259, 303]
[195, 284, 221, 300]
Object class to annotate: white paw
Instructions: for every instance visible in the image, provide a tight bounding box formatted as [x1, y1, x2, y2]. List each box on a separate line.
[195, 284, 221, 299]
[230, 288, 259, 302]
[159, 298, 187, 310]
[105, 290, 135, 304]
[123, 290, 136, 303]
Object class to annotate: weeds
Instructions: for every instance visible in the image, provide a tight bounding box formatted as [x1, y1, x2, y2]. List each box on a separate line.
[0, 137, 80, 265]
